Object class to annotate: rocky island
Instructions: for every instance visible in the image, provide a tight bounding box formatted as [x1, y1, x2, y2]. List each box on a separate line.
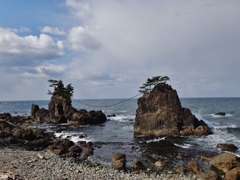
[134, 80, 212, 137]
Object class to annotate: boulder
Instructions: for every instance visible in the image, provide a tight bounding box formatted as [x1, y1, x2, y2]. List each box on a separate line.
[188, 161, 201, 174]
[198, 170, 218, 180]
[155, 160, 166, 168]
[210, 153, 240, 173]
[112, 153, 126, 170]
[216, 143, 238, 151]
[133, 159, 145, 171]
[0, 113, 12, 120]
[224, 167, 240, 180]
[66, 109, 106, 125]
[134, 83, 212, 136]
[31, 104, 40, 116]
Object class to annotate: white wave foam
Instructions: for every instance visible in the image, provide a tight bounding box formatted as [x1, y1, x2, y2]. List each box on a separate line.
[211, 114, 233, 118]
[146, 137, 166, 143]
[54, 132, 94, 143]
[174, 143, 193, 149]
[215, 124, 237, 130]
[108, 115, 135, 122]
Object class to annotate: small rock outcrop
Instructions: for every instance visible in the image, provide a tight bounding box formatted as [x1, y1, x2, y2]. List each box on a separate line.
[134, 83, 212, 136]
[216, 143, 238, 151]
[215, 112, 226, 116]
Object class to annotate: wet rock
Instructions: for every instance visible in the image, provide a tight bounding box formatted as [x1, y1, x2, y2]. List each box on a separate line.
[31, 104, 40, 116]
[66, 109, 107, 125]
[112, 153, 126, 170]
[68, 146, 82, 155]
[134, 83, 212, 136]
[201, 153, 218, 161]
[107, 114, 116, 117]
[194, 124, 212, 136]
[0, 120, 14, 130]
[215, 112, 226, 116]
[0, 113, 12, 120]
[216, 143, 238, 151]
[210, 153, 240, 173]
[133, 159, 145, 171]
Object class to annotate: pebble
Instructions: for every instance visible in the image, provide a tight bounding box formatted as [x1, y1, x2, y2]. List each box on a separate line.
[0, 147, 201, 180]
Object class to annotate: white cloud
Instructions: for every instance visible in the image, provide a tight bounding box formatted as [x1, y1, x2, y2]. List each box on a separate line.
[0, 28, 64, 66]
[66, 0, 91, 19]
[19, 26, 31, 33]
[41, 26, 66, 35]
[64, 0, 240, 98]
[67, 26, 101, 51]
[20, 63, 67, 78]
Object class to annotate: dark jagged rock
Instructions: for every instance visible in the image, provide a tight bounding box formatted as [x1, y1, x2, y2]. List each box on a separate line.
[31, 104, 40, 116]
[134, 83, 212, 136]
[66, 108, 107, 125]
[0, 113, 12, 120]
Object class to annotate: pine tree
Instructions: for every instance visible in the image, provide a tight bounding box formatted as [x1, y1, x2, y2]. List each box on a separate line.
[47, 79, 74, 103]
[139, 76, 170, 94]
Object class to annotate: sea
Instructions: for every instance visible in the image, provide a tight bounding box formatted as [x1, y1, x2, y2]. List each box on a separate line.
[0, 97, 240, 170]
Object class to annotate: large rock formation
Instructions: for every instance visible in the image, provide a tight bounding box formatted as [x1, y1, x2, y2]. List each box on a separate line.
[134, 83, 212, 136]
[32, 92, 106, 125]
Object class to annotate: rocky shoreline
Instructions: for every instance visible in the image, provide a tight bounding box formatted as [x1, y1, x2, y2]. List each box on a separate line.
[0, 114, 201, 180]
[1, 113, 240, 179]
[0, 147, 200, 180]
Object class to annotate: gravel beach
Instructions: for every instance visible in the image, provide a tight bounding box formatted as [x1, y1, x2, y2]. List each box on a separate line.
[0, 147, 201, 180]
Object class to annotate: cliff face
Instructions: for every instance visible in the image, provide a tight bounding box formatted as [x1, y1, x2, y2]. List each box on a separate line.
[134, 83, 212, 136]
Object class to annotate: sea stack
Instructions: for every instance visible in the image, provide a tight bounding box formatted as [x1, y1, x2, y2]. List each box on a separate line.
[134, 83, 212, 136]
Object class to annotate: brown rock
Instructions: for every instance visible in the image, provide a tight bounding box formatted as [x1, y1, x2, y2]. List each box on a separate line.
[198, 170, 218, 180]
[134, 83, 212, 136]
[68, 146, 82, 154]
[201, 153, 217, 160]
[224, 167, 240, 180]
[216, 143, 238, 151]
[113, 160, 125, 170]
[194, 125, 211, 136]
[112, 153, 126, 170]
[210, 153, 240, 173]
[155, 160, 166, 168]
[133, 159, 145, 171]
[53, 149, 63, 155]
[37, 153, 44, 160]
[188, 161, 201, 173]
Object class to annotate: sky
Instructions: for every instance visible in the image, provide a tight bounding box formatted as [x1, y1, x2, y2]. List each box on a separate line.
[0, 0, 240, 101]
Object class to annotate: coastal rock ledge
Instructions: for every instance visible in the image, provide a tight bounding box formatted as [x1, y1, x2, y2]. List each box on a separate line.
[134, 83, 212, 136]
